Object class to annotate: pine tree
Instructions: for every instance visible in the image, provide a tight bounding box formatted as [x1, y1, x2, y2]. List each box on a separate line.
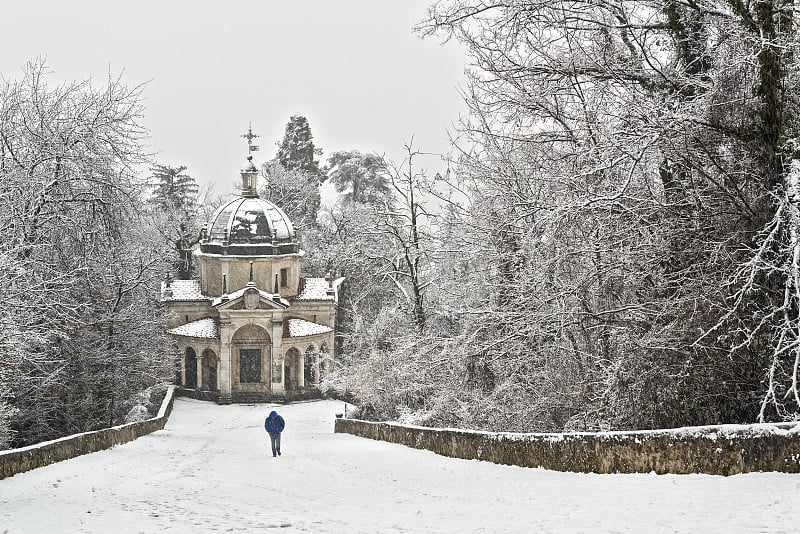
[149, 164, 200, 279]
[276, 115, 323, 179]
[150, 165, 198, 210]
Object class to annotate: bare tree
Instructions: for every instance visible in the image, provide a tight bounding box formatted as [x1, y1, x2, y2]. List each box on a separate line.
[410, 0, 800, 428]
[371, 145, 437, 331]
[260, 160, 322, 232]
[0, 60, 172, 447]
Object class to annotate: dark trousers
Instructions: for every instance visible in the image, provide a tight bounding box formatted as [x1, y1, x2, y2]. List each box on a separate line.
[269, 432, 281, 456]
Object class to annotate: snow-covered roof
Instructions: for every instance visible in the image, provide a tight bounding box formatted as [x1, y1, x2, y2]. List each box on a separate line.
[295, 278, 335, 301]
[286, 318, 333, 338]
[161, 280, 208, 302]
[167, 318, 219, 339]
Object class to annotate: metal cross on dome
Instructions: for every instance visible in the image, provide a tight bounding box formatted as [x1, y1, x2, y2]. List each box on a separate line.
[241, 123, 260, 154]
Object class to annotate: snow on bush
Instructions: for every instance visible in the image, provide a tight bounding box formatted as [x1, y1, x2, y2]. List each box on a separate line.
[0, 400, 19, 450]
[124, 405, 150, 424]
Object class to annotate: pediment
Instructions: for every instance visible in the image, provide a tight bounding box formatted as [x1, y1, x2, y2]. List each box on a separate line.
[213, 286, 289, 310]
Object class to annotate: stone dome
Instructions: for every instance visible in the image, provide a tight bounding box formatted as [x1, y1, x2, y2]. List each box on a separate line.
[200, 197, 299, 256]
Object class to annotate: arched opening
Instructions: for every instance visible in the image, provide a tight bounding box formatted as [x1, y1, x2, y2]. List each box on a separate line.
[304, 345, 318, 386]
[284, 348, 301, 391]
[185, 347, 198, 389]
[231, 324, 271, 389]
[201, 348, 218, 391]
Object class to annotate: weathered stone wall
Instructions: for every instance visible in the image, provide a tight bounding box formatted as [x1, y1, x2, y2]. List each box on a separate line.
[175, 385, 322, 404]
[176, 386, 220, 403]
[0, 386, 176, 480]
[335, 418, 800, 475]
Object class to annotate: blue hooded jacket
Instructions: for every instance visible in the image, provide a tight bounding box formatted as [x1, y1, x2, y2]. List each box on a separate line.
[264, 411, 285, 434]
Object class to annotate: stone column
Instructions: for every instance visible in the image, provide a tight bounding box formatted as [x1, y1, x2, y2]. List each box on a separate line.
[270, 317, 284, 395]
[180, 345, 187, 387]
[217, 321, 233, 404]
[298, 351, 305, 388]
[328, 332, 335, 372]
[196, 353, 203, 390]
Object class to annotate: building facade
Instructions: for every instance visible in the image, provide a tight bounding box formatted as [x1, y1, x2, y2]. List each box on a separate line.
[161, 155, 341, 403]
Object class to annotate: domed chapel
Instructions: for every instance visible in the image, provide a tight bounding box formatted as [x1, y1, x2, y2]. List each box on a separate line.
[161, 140, 342, 403]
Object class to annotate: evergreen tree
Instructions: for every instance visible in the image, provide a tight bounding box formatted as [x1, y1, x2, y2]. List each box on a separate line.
[149, 165, 201, 279]
[276, 115, 323, 179]
[327, 150, 392, 204]
[150, 165, 198, 210]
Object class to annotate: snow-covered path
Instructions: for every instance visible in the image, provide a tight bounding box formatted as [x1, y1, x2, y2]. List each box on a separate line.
[1, 399, 798, 533]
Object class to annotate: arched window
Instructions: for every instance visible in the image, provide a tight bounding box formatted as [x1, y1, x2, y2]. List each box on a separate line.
[185, 347, 198, 389]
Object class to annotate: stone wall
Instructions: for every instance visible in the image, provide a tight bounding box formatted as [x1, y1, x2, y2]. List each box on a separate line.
[176, 386, 221, 403]
[0, 386, 175, 480]
[175, 386, 322, 404]
[335, 418, 800, 475]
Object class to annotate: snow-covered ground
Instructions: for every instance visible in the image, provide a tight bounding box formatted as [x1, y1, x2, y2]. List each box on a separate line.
[1, 398, 798, 534]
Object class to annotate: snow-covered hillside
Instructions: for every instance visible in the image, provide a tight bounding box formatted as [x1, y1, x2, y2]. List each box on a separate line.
[1, 398, 797, 533]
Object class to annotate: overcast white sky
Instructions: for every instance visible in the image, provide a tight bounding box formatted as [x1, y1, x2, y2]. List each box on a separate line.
[0, 1, 467, 193]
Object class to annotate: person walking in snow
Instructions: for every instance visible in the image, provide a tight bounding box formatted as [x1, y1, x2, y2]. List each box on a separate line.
[264, 410, 285, 457]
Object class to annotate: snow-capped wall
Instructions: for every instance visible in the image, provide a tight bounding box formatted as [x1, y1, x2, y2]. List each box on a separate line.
[0, 386, 176, 480]
[334, 418, 800, 475]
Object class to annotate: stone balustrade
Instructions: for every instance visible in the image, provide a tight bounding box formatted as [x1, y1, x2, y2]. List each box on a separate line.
[0, 386, 175, 480]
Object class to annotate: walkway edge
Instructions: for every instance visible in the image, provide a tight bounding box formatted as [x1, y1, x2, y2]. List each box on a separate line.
[0, 386, 176, 480]
[335, 417, 800, 475]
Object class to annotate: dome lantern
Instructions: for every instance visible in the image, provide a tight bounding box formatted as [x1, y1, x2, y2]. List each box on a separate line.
[241, 156, 258, 198]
